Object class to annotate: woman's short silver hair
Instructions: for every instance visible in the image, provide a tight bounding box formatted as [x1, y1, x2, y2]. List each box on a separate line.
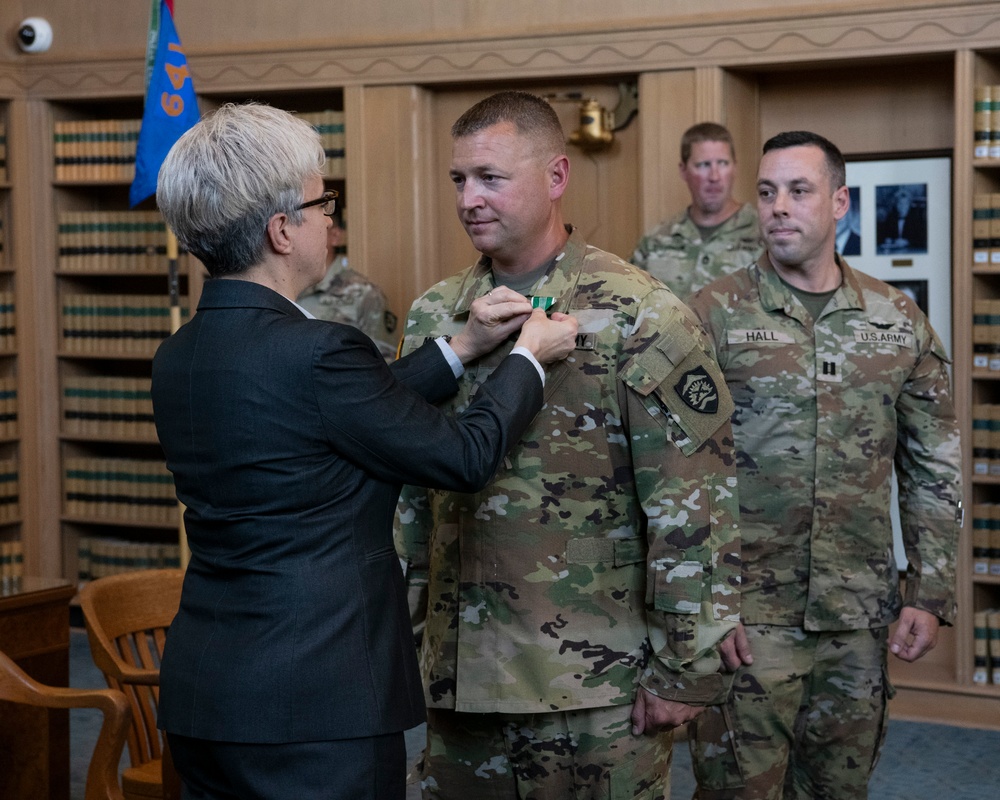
[156, 102, 325, 277]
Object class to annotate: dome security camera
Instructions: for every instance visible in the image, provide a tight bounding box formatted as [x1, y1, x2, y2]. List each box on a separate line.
[17, 18, 53, 53]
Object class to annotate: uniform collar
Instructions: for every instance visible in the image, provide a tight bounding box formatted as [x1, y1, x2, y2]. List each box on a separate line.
[450, 225, 586, 315]
[753, 252, 866, 319]
[674, 201, 757, 239]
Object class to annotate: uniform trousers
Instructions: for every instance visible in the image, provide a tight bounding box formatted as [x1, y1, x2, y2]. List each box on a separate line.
[167, 730, 406, 800]
[688, 625, 892, 800]
[419, 703, 672, 800]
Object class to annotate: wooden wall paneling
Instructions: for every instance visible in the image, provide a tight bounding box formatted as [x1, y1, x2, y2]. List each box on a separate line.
[9, 4, 1000, 100]
[691, 65, 762, 222]
[558, 83, 642, 264]
[345, 84, 436, 330]
[636, 71, 697, 235]
[757, 56, 955, 157]
[721, 69, 761, 209]
[429, 88, 484, 295]
[6, 98, 61, 578]
[952, 48, 975, 689]
[695, 66, 725, 121]
[0, 1, 981, 65]
[892, 681, 1000, 729]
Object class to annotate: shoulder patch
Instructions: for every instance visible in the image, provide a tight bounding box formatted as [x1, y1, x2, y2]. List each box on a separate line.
[674, 366, 720, 414]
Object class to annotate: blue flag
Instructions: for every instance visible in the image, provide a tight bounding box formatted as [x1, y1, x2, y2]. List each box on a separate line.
[129, 1, 200, 207]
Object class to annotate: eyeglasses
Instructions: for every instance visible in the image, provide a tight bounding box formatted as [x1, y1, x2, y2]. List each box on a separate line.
[297, 189, 339, 216]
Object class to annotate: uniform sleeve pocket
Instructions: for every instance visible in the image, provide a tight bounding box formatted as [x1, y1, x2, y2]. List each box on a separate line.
[621, 329, 732, 457]
[652, 559, 704, 614]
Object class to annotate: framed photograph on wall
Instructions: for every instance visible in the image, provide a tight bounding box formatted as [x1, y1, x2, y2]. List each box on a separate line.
[885, 278, 929, 317]
[841, 153, 952, 360]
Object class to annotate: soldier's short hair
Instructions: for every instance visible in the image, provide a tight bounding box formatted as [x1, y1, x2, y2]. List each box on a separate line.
[452, 91, 566, 158]
[680, 122, 735, 164]
[763, 130, 846, 190]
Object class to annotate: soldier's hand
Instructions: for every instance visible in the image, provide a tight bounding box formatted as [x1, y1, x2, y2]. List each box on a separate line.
[889, 606, 940, 663]
[514, 309, 578, 365]
[449, 287, 533, 364]
[719, 623, 753, 672]
[630, 687, 703, 735]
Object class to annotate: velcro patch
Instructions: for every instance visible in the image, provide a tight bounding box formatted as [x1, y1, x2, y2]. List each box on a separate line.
[575, 333, 597, 350]
[854, 330, 913, 348]
[674, 366, 720, 414]
[728, 328, 794, 345]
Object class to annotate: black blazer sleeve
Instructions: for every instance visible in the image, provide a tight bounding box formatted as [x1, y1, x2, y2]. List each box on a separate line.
[388, 338, 459, 405]
[313, 324, 542, 491]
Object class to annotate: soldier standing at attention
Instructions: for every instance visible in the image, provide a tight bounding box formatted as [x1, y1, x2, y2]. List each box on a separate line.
[685, 130, 962, 799]
[395, 90, 747, 799]
[298, 211, 398, 360]
[631, 122, 761, 299]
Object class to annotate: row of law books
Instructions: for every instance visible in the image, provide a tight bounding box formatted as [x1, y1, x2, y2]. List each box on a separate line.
[78, 535, 181, 581]
[972, 299, 1000, 371]
[298, 110, 346, 180]
[974, 85, 1000, 159]
[0, 539, 24, 595]
[972, 503, 1000, 577]
[60, 293, 188, 356]
[0, 457, 19, 525]
[53, 118, 141, 182]
[61, 375, 154, 440]
[0, 376, 16, 440]
[0, 456, 20, 527]
[972, 404, 1000, 476]
[63, 456, 177, 526]
[973, 609, 1000, 685]
[971, 193, 1000, 268]
[0, 291, 13, 352]
[58, 211, 168, 273]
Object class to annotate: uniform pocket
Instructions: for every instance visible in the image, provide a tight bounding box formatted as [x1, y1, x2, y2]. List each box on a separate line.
[652, 559, 704, 614]
[688, 705, 746, 791]
[869, 663, 895, 774]
[605, 730, 671, 800]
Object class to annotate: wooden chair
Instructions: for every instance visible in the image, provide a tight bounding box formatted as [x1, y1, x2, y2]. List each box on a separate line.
[0, 648, 129, 800]
[79, 569, 185, 800]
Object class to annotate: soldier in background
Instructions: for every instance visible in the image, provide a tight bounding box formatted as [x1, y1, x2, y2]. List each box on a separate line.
[685, 130, 962, 799]
[298, 211, 398, 360]
[631, 122, 761, 298]
[396, 90, 746, 799]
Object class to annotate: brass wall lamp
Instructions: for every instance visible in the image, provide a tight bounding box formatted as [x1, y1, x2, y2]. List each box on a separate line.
[546, 82, 639, 152]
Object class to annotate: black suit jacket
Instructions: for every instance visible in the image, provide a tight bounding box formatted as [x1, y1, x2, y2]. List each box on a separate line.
[153, 279, 542, 743]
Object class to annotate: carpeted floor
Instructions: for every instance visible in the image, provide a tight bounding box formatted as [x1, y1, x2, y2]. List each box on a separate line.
[68, 630, 1000, 799]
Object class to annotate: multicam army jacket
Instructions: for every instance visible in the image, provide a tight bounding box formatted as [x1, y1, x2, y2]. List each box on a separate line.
[631, 203, 762, 299]
[298, 259, 397, 360]
[688, 254, 961, 631]
[395, 228, 741, 714]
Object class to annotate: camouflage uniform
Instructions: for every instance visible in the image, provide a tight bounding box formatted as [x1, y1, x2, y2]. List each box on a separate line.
[685, 254, 962, 799]
[298, 256, 397, 360]
[396, 227, 742, 798]
[631, 203, 761, 299]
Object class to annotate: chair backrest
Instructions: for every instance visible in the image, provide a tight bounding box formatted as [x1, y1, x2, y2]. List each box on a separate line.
[0, 648, 129, 800]
[78, 568, 184, 772]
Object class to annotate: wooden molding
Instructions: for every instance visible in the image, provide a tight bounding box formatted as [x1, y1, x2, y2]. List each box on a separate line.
[4, 3, 1000, 99]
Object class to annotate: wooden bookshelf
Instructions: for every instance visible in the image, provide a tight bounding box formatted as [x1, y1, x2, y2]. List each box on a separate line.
[0, 105, 23, 584]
